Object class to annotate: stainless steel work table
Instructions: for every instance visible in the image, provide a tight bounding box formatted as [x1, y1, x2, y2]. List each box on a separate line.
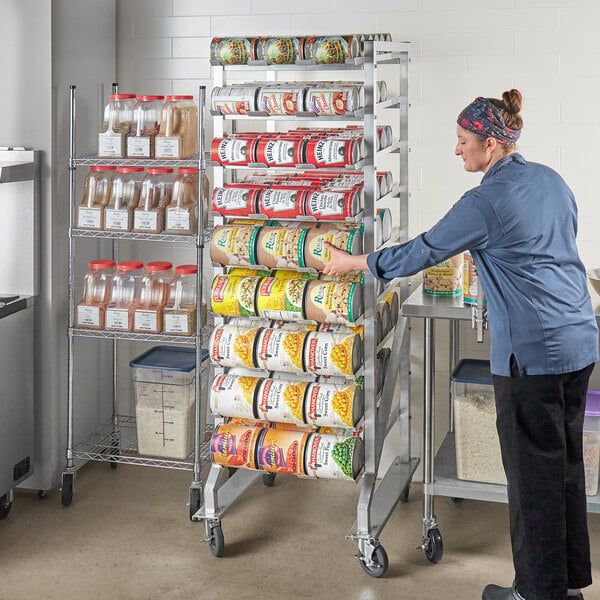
[401, 284, 600, 563]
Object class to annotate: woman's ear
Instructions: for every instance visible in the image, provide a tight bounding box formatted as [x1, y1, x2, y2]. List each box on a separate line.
[485, 136, 498, 154]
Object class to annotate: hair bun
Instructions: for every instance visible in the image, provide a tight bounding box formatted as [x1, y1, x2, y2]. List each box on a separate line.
[502, 89, 522, 115]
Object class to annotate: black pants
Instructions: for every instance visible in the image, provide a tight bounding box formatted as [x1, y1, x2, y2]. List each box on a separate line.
[492, 358, 594, 600]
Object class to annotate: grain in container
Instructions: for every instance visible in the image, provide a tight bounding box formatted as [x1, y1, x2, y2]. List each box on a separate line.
[256, 427, 308, 475]
[212, 186, 262, 217]
[304, 189, 361, 220]
[77, 166, 116, 230]
[255, 327, 309, 373]
[256, 277, 308, 322]
[211, 423, 262, 470]
[211, 136, 258, 166]
[258, 187, 307, 219]
[98, 93, 136, 158]
[210, 274, 261, 318]
[105, 261, 144, 331]
[304, 280, 363, 325]
[304, 36, 359, 64]
[133, 168, 173, 233]
[423, 254, 463, 296]
[209, 323, 261, 369]
[133, 261, 173, 333]
[255, 378, 309, 427]
[304, 331, 362, 377]
[463, 251, 487, 305]
[76, 259, 115, 329]
[304, 227, 362, 271]
[211, 85, 260, 115]
[105, 167, 144, 231]
[258, 85, 306, 115]
[304, 432, 363, 480]
[156, 95, 198, 159]
[210, 373, 261, 420]
[163, 264, 197, 336]
[305, 381, 363, 429]
[210, 224, 261, 267]
[127, 95, 164, 158]
[255, 227, 308, 269]
[165, 167, 198, 235]
[583, 390, 600, 496]
[210, 37, 258, 65]
[255, 36, 305, 64]
[305, 138, 360, 168]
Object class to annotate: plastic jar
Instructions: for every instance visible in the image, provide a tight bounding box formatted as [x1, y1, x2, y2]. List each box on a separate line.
[98, 93, 136, 158]
[165, 167, 198, 236]
[76, 259, 116, 329]
[105, 167, 144, 231]
[127, 95, 164, 158]
[134, 261, 174, 333]
[156, 95, 198, 159]
[133, 168, 174, 233]
[105, 261, 144, 331]
[164, 264, 198, 336]
[77, 166, 116, 230]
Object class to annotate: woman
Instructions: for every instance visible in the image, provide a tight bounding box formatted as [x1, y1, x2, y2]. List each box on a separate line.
[324, 90, 598, 600]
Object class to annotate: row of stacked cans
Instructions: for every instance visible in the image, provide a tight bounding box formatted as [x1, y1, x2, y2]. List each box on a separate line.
[210, 421, 364, 481]
[210, 33, 392, 66]
[210, 125, 394, 169]
[211, 81, 387, 117]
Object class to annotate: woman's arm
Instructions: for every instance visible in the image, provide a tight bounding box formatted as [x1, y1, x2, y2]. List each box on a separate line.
[322, 243, 368, 275]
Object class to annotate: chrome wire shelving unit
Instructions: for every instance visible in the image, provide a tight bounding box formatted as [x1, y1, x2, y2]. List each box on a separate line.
[193, 40, 415, 577]
[61, 85, 211, 512]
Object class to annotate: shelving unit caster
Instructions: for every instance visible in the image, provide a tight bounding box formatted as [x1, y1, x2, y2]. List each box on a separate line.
[205, 520, 225, 557]
[61, 472, 74, 507]
[356, 539, 388, 578]
[189, 487, 201, 522]
[423, 528, 443, 564]
[262, 473, 276, 487]
[0, 492, 13, 519]
[37, 490, 47, 499]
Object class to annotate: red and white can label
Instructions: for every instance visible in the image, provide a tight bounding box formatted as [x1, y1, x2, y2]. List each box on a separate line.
[305, 139, 358, 167]
[258, 88, 305, 115]
[306, 89, 357, 116]
[258, 188, 306, 218]
[255, 138, 304, 166]
[304, 190, 358, 219]
[211, 137, 256, 165]
[212, 187, 260, 216]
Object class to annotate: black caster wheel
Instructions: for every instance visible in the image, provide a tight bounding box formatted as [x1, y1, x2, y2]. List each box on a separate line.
[189, 488, 201, 522]
[451, 497, 463, 503]
[358, 545, 388, 578]
[400, 484, 410, 503]
[424, 528, 443, 564]
[0, 494, 13, 519]
[37, 490, 47, 500]
[208, 524, 225, 557]
[110, 460, 118, 470]
[263, 473, 276, 487]
[61, 474, 74, 508]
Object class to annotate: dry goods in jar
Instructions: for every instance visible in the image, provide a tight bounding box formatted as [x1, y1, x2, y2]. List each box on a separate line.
[133, 261, 173, 333]
[163, 264, 197, 336]
[105, 166, 144, 231]
[304, 280, 363, 324]
[156, 95, 198, 159]
[255, 277, 307, 322]
[304, 432, 363, 480]
[127, 95, 164, 158]
[305, 382, 363, 429]
[133, 168, 173, 233]
[164, 167, 198, 235]
[255, 327, 309, 373]
[255, 427, 308, 475]
[209, 324, 261, 369]
[211, 275, 261, 318]
[423, 254, 463, 296]
[304, 227, 362, 271]
[76, 259, 115, 329]
[210, 423, 262, 469]
[210, 225, 260, 267]
[98, 93, 136, 158]
[77, 166, 116, 230]
[210, 373, 261, 420]
[304, 331, 362, 377]
[255, 227, 308, 269]
[105, 261, 144, 331]
[255, 378, 309, 426]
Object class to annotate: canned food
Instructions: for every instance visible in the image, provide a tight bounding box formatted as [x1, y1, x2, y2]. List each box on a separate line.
[228, 267, 271, 277]
[318, 322, 365, 339]
[423, 254, 463, 296]
[209, 324, 261, 369]
[211, 85, 260, 115]
[256, 227, 308, 269]
[377, 80, 388, 103]
[211, 275, 261, 318]
[463, 251, 487, 305]
[376, 172, 389, 197]
[211, 137, 257, 166]
[376, 208, 392, 244]
[305, 382, 363, 429]
[304, 433, 364, 480]
[304, 189, 361, 220]
[210, 373, 261, 420]
[258, 86, 306, 115]
[255, 327, 309, 373]
[210, 37, 258, 65]
[319, 272, 365, 285]
[272, 320, 318, 331]
[256, 277, 307, 321]
[376, 347, 391, 395]
[305, 87, 361, 116]
[304, 227, 362, 271]
[255, 138, 305, 167]
[256, 378, 309, 426]
[228, 316, 271, 328]
[383, 291, 399, 328]
[304, 331, 362, 377]
[256, 427, 309, 475]
[210, 225, 260, 267]
[258, 188, 307, 219]
[304, 281, 363, 325]
[377, 302, 391, 338]
[212, 186, 261, 217]
[305, 138, 360, 167]
[271, 269, 317, 280]
[304, 36, 359, 64]
[255, 36, 305, 64]
[210, 423, 262, 470]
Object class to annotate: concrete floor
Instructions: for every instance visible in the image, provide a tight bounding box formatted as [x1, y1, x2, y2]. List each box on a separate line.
[1, 462, 599, 600]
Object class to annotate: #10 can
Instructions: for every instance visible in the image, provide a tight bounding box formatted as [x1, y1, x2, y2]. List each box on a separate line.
[255, 378, 309, 427]
[304, 432, 364, 480]
[256, 427, 309, 475]
[212, 186, 261, 217]
[255, 326, 309, 374]
[305, 382, 364, 429]
[211, 85, 260, 115]
[255, 277, 307, 322]
[210, 373, 261, 420]
[210, 275, 261, 318]
[210, 225, 260, 267]
[210, 423, 262, 470]
[258, 86, 306, 115]
[209, 324, 261, 370]
[304, 138, 360, 167]
[303, 331, 362, 377]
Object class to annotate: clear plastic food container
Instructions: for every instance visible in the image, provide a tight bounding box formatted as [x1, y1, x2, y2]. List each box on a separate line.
[105, 261, 144, 331]
[164, 167, 198, 236]
[127, 95, 164, 158]
[583, 390, 600, 496]
[105, 166, 144, 231]
[98, 93, 136, 158]
[133, 261, 173, 333]
[77, 166, 116, 230]
[133, 168, 174, 233]
[75, 259, 116, 329]
[156, 95, 198, 159]
[164, 264, 197, 336]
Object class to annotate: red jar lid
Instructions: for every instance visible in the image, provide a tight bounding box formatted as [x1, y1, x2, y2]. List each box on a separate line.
[137, 95, 164, 101]
[117, 260, 144, 271]
[166, 95, 194, 101]
[89, 259, 116, 269]
[110, 93, 136, 99]
[147, 168, 173, 174]
[175, 264, 197, 274]
[117, 167, 145, 173]
[178, 167, 199, 174]
[146, 261, 173, 272]
[90, 165, 117, 171]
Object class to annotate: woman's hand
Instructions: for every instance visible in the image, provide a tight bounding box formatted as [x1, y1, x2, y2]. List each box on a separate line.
[322, 242, 369, 276]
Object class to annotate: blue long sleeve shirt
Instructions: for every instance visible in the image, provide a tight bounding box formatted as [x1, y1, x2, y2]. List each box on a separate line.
[367, 153, 599, 376]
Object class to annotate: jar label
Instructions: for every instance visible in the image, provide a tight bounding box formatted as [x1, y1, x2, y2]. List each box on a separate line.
[105, 308, 130, 330]
[77, 304, 101, 327]
[164, 313, 191, 334]
[127, 136, 151, 158]
[134, 309, 159, 331]
[166, 208, 191, 230]
[105, 209, 130, 231]
[77, 207, 102, 229]
[98, 132, 123, 157]
[156, 137, 181, 159]
[134, 210, 159, 231]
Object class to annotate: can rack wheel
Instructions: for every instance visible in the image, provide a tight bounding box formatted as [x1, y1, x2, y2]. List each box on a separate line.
[357, 540, 388, 578]
[61, 473, 74, 508]
[189, 487, 201, 521]
[206, 520, 225, 557]
[0, 493, 13, 519]
[423, 528, 443, 564]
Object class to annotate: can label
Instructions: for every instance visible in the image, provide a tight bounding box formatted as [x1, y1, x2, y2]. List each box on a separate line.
[256, 278, 306, 322]
[305, 383, 361, 429]
[212, 38, 254, 65]
[319, 322, 364, 338]
[256, 227, 307, 269]
[423, 254, 463, 296]
[211, 85, 259, 115]
[304, 190, 357, 219]
[256, 379, 308, 426]
[256, 428, 308, 475]
[256, 139, 303, 166]
[304, 332, 359, 377]
[261, 37, 302, 64]
[307, 89, 355, 116]
[256, 327, 308, 373]
[211, 423, 261, 470]
[210, 373, 261, 420]
[258, 188, 306, 219]
[304, 281, 360, 324]
[210, 225, 260, 267]
[305, 228, 359, 270]
[211, 275, 260, 318]
[463, 252, 486, 305]
[212, 187, 260, 217]
[259, 88, 305, 115]
[306, 433, 362, 480]
[305, 139, 357, 167]
[212, 137, 255, 165]
[306, 36, 351, 64]
[209, 324, 260, 369]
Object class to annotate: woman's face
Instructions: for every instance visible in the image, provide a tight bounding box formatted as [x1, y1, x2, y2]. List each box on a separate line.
[455, 125, 490, 172]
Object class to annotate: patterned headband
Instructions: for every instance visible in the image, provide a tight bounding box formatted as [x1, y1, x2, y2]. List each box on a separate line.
[457, 96, 521, 144]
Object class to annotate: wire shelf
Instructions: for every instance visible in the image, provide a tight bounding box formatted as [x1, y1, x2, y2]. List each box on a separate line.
[69, 327, 208, 345]
[73, 155, 203, 168]
[70, 228, 211, 244]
